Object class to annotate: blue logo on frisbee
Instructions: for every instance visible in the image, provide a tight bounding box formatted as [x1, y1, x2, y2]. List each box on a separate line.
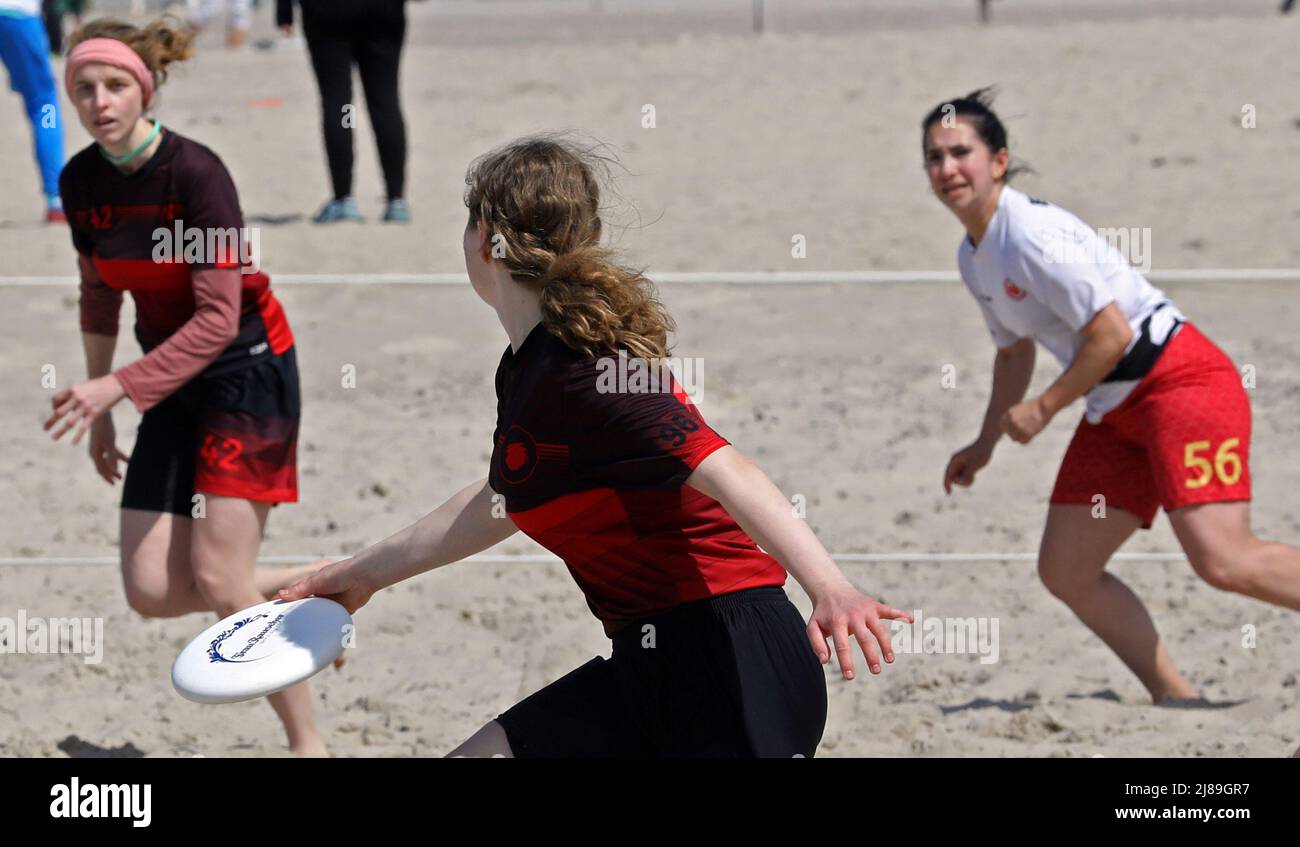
[207, 612, 286, 663]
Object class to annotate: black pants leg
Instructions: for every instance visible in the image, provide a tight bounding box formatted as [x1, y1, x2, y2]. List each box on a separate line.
[302, 11, 356, 201]
[42, 0, 63, 55]
[354, 9, 408, 201]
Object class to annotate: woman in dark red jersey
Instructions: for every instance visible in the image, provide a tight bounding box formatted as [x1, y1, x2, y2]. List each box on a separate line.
[281, 137, 911, 757]
[45, 18, 328, 756]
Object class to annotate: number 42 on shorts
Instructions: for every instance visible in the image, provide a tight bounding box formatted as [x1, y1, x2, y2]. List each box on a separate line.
[200, 433, 244, 471]
[1183, 438, 1242, 489]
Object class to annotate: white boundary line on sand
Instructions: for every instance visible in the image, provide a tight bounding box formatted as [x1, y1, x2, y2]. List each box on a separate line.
[0, 265, 1229, 568]
[2, 269, 1299, 286]
[0, 264, 1237, 568]
[0, 551, 1187, 567]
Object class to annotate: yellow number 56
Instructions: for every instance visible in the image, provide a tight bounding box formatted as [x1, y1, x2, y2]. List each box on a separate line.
[1184, 438, 1243, 489]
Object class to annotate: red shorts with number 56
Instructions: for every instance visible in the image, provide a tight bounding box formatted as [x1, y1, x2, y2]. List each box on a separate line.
[1050, 323, 1251, 529]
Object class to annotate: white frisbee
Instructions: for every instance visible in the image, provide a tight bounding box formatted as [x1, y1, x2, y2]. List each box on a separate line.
[172, 597, 352, 704]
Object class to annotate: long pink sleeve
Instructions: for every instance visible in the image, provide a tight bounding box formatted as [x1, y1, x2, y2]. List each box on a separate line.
[78, 255, 124, 336]
[113, 267, 242, 413]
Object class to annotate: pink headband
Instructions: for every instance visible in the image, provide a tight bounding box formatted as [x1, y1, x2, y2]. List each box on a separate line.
[65, 38, 155, 108]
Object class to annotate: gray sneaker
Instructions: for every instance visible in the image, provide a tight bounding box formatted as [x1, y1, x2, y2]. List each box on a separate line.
[312, 196, 363, 223]
[382, 197, 411, 224]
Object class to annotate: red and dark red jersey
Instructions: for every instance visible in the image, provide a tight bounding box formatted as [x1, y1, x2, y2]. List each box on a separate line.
[489, 324, 787, 636]
[59, 130, 293, 411]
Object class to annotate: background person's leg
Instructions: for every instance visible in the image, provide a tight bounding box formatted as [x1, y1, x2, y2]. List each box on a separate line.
[302, 10, 357, 206]
[1170, 501, 1300, 609]
[227, 0, 252, 46]
[0, 15, 65, 215]
[120, 506, 317, 614]
[120, 508, 210, 618]
[40, 0, 62, 55]
[190, 494, 326, 757]
[355, 4, 408, 204]
[1038, 504, 1198, 702]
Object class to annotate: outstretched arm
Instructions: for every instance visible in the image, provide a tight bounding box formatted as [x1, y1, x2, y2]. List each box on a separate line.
[686, 445, 911, 680]
[279, 477, 518, 612]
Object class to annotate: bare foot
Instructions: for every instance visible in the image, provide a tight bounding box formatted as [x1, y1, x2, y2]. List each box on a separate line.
[1151, 684, 1201, 705]
[292, 738, 329, 758]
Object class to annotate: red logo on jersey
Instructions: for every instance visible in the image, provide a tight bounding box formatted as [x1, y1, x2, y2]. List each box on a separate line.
[1003, 278, 1027, 301]
[497, 425, 539, 484]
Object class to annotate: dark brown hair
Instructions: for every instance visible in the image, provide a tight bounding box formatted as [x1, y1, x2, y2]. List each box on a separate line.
[922, 86, 1032, 182]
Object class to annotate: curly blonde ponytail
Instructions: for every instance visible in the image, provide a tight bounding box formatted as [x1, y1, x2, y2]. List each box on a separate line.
[539, 246, 673, 360]
[465, 136, 674, 359]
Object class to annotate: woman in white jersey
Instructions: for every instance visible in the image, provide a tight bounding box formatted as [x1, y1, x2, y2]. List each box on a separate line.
[926, 88, 1300, 707]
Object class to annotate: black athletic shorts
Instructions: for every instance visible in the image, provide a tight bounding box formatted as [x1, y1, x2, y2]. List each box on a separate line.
[494, 586, 828, 757]
[121, 346, 301, 516]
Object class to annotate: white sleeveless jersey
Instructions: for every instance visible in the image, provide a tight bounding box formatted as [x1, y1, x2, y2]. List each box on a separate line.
[957, 185, 1184, 423]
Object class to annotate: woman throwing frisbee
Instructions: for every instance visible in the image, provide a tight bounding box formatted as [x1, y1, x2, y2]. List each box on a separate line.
[281, 137, 910, 757]
[45, 18, 328, 755]
[927, 88, 1300, 704]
